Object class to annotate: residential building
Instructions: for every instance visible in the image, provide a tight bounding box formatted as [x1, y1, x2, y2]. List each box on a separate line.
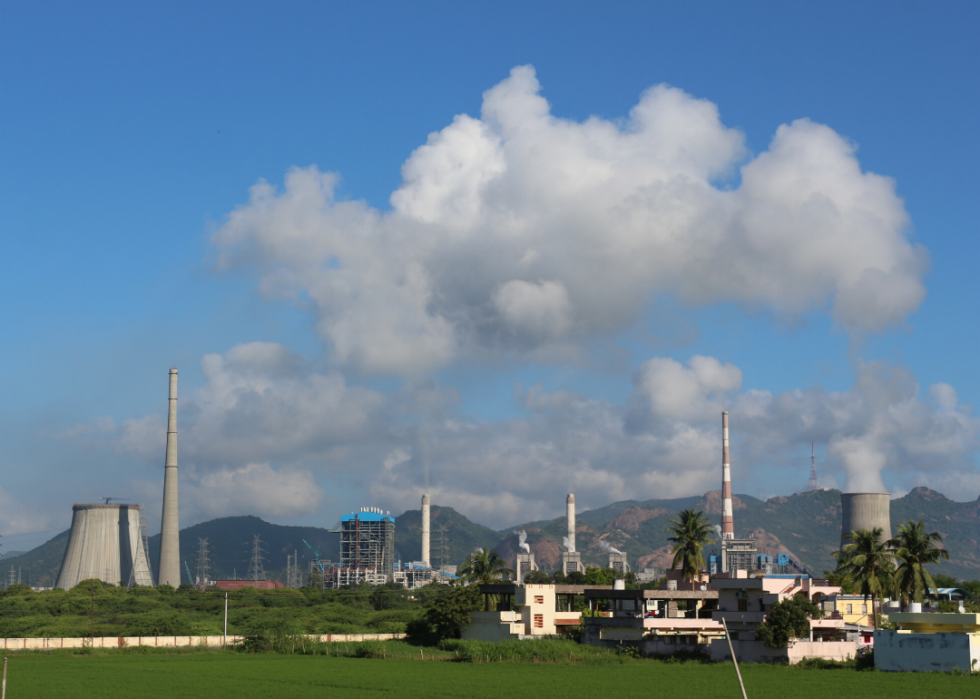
[709, 573, 855, 664]
[461, 584, 607, 641]
[582, 586, 723, 655]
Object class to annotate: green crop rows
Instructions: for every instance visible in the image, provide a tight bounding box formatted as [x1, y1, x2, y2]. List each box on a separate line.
[2, 647, 977, 699]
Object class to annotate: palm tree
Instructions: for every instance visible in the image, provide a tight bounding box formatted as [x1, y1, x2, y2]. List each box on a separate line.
[458, 548, 514, 612]
[888, 520, 949, 610]
[666, 509, 715, 583]
[835, 527, 896, 629]
[458, 548, 513, 584]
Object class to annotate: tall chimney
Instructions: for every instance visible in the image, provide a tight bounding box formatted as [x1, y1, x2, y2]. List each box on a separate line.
[721, 411, 735, 540]
[157, 368, 181, 587]
[566, 494, 576, 552]
[421, 494, 430, 567]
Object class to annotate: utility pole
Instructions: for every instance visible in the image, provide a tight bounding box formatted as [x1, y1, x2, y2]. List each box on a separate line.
[90, 583, 95, 644]
[248, 535, 266, 582]
[223, 592, 228, 648]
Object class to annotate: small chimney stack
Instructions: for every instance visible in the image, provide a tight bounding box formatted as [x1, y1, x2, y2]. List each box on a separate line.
[566, 494, 576, 552]
[421, 494, 430, 567]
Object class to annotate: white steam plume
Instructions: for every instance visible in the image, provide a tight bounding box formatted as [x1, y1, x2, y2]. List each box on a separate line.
[596, 539, 623, 555]
[562, 535, 575, 553]
[514, 530, 531, 554]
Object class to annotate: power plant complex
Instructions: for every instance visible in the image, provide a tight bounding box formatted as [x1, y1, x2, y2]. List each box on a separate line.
[51, 364, 890, 591]
[56, 368, 182, 590]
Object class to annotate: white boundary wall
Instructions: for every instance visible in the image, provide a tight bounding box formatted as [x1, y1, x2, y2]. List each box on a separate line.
[874, 630, 980, 673]
[710, 639, 857, 664]
[1, 633, 405, 650]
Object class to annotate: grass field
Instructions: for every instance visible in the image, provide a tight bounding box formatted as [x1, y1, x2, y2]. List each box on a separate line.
[2, 648, 977, 699]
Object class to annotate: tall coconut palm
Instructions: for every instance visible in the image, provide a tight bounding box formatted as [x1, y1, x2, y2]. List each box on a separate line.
[458, 548, 514, 612]
[888, 520, 949, 610]
[666, 509, 715, 582]
[458, 548, 513, 584]
[835, 527, 896, 629]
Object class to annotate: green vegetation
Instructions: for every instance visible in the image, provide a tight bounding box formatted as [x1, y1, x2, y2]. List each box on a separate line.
[2, 646, 978, 699]
[756, 596, 823, 648]
[889, 520, 949, 608]
[458, 548, 514, 585]
[0, 579, 428, 638]
[835, 527, 896, 629]
[666, 509, 714, 581]
[406, 584, 482, 643]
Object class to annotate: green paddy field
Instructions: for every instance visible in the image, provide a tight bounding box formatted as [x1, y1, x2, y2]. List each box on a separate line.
[2, 647, 977, 699]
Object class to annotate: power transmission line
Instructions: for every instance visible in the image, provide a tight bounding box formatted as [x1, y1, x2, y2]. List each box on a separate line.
[433, 528, 451, 569]
[248, 534, 266, 582]
[195, 538, 212, 588]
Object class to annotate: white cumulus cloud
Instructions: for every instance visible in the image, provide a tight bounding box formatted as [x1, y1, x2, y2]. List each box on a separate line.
[212, 65, 926, 376]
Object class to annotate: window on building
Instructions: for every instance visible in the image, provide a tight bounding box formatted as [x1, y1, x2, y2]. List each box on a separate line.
[861, 604, 867, 614]
[846, 604, 852, 615]
[759, 599, 766, 612]
[533, 614, 543, 628]
[737, 599, 748, 612]
[534, 596, 544, 605]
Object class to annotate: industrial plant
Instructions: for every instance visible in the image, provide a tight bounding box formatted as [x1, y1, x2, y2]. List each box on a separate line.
[45, 369, 892, 608]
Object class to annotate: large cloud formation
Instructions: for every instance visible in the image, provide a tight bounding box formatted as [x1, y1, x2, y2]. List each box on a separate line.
[91, 68, 972, 528]
[213, 65, 926, 375]
[372, 357, 979, 525]
[109, 345, 978, 529]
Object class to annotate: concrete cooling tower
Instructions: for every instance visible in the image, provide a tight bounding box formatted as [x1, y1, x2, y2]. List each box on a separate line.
[840, 493, 892, 547]
[56, 504, 154, 590]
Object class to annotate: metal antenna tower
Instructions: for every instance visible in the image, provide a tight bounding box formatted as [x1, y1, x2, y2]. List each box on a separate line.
[248, 534, 266, 582]
[433, 528, 451, 569]
[807, 442, 819, 492]
[195, 538, 212, 588]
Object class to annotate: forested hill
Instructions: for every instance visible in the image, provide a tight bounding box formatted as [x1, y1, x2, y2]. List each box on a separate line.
[393, 506, 503, 568]
[506, 487, 980, 580]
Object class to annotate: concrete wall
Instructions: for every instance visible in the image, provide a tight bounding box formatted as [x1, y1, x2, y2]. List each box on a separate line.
[710, 639, 857, 664]
[461, 611, 522, 641]
[0, 633, 405, 650]
[874, 630, 980, 673]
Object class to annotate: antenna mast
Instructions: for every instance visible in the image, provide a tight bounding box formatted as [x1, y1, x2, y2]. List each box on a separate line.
[807, 442, 819, 492]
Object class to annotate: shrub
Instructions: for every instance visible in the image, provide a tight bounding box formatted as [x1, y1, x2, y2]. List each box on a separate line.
[408, 584, 481, 643]
[756, 596, 822, 649]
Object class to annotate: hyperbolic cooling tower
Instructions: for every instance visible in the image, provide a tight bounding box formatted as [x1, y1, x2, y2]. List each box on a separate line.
[840, 493, 892, 547]
[157, 367, 181, 587]
[56, 504, 153, 589]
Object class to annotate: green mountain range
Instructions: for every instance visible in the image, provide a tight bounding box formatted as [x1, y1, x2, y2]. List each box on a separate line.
[5, 487, 979, 588]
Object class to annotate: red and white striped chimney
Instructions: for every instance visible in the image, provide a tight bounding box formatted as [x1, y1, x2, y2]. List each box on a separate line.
[721, 411, 734, 540]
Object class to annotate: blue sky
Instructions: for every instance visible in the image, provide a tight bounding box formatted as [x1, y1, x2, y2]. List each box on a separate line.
[1, 1, 978, 551]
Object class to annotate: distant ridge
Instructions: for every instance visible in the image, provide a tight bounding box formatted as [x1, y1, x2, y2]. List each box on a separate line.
[8, 487, 980, 587]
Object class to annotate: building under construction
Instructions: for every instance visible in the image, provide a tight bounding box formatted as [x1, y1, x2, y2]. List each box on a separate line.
[320, 508, 395, 588]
